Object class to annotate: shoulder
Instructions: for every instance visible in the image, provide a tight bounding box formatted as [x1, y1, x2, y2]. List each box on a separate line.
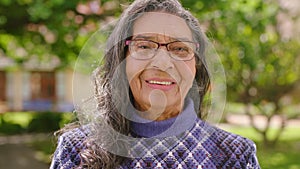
[50, 126, 90, 169]
[212, 124, 255, 152]
[193, 119, 260, 168]
[194, 119, 256, 150]
[59, 125, 90, 146]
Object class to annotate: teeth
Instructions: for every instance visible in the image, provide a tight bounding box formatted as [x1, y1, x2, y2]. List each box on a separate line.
[148, 80, 172, 85]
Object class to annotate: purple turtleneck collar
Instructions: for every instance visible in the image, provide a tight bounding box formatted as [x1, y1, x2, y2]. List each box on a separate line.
[129, 98, 198, 138]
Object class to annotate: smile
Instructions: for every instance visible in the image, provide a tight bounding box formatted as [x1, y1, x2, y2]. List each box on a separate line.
[147, 80, 174, 85]
[145, 78, 176, 91]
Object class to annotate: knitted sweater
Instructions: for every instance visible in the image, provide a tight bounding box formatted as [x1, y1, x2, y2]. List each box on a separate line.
[50, 100, 260, 169]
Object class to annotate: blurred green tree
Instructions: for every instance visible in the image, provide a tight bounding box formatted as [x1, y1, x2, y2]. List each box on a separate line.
[183, 0, 300, 146]
[0, 0, 128, 68]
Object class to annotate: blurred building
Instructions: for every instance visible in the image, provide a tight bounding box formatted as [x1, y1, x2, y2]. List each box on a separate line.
[0, 55, 75, 113]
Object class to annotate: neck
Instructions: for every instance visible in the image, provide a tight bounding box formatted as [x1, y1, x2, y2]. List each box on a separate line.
[129, 98, 198, 138]
[134, 102, 183, 121]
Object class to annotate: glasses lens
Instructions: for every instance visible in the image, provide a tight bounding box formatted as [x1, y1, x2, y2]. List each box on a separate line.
[168, 41, 196, 60]
[129, 40, 157, 60]
[127, 40, 197, 61]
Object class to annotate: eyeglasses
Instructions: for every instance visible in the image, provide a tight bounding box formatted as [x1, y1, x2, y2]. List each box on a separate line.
[125, 39, 199, 61]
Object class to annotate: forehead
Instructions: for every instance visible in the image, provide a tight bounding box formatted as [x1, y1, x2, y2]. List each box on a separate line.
[132, 12, 193, 40]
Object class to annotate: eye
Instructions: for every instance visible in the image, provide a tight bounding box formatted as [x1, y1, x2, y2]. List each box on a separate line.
[134, 41, 155, 50]
[173, 46, 189, 52]
[169, 43, 190, 53]
[137, 45, 151, 49]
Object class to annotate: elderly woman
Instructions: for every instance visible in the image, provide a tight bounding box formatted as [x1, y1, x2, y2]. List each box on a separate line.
[50, 0, 260, 168]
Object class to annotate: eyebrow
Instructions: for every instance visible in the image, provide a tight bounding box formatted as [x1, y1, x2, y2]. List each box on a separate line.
[132, 35, 154, 40]
[132, 34, 192, 42]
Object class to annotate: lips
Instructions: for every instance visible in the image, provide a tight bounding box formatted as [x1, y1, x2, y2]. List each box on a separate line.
[145, 78, 176, 91]
[147, 80, 174, 85]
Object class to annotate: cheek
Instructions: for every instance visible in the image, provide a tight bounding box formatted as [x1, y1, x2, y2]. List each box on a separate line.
[176, 59, 196, 82]
[188, 61, 196, 77]
[126, 58, 138, 83]
[125, 57, 147, 87]
[188, 58, 197, 75]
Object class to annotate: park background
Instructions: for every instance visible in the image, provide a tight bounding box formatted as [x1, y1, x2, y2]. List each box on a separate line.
[0, 0, 299, 168]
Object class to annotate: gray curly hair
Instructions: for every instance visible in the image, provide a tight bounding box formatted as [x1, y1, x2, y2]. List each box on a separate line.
[77, 0, 210, 168]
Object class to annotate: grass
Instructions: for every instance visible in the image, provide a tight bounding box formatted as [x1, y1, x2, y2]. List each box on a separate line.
[28, 138, 57, 164]
[0, 112, 75, 135]
[258, 142, 300, 169]
[223, 126, 300, 169]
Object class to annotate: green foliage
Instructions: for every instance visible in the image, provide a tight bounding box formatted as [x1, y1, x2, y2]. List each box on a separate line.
[1, 0, 298, 97]
[0, 112, 33, 127]
[59, 112, 77, 128]
[27, 112, 62, 133]
[0, 0, 299, 155]
[183, 0, 300, 103]
[0, 0, 124, 68]
[182, 0, 300, 146]
[0, 112, 75, 134]
[0, 116, 25, 135]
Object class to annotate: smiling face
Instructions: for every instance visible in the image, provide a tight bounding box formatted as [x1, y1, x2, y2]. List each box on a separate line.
[126, 12, 196, 121]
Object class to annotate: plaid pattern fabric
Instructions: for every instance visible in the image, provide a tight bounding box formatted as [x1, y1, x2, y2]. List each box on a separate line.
[50, 119, 260, 169]
[119, 119, 260, 169]
[50, 125, 92, 169]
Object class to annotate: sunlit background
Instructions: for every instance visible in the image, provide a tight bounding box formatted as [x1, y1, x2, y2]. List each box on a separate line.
[0, 0, 299, 168]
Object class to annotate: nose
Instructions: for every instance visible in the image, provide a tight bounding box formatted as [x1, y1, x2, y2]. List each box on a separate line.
[149, 49, 174, 71]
